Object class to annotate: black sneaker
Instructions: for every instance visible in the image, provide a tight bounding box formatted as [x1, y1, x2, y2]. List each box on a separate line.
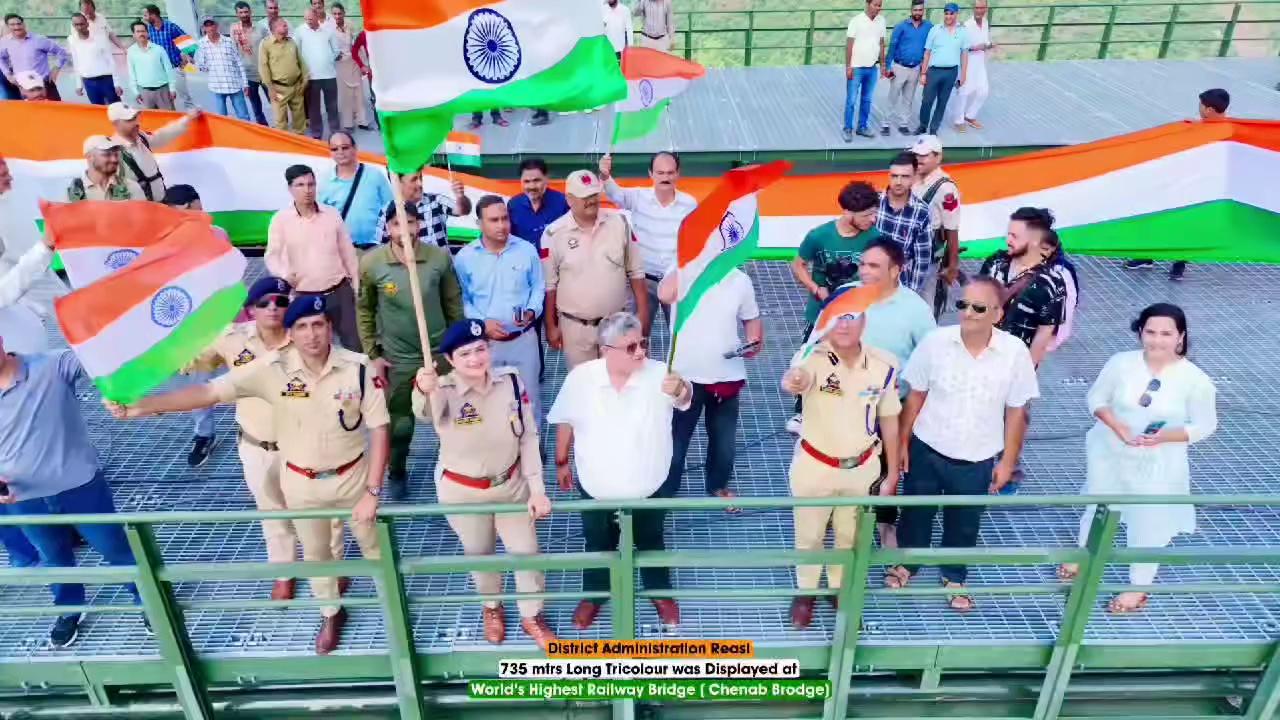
[1169, 261, 1187, 280]
[387, 472, 408, 502]
[187, 435, 218, 468]
[1123, 259, 1155, 270]
[880, 126, 890, 136]
[914, 126, 927, 135]
[49, 614, 81, 648]
[898, 125, 911, 134]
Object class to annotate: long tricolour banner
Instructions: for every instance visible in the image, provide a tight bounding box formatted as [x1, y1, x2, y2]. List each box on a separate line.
[1, 103, 1277, 263]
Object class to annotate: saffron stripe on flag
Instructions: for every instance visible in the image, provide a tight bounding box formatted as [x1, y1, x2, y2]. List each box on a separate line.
[362, 0, 497, 31]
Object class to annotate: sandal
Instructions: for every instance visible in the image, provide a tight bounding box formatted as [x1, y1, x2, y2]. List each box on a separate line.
[1056, 564, 1079, 582]
[712, 489, 741, 514]
[883, 565, 911, 589]
[943, 581, 975, 613]
[1108, 592, 1149, 614]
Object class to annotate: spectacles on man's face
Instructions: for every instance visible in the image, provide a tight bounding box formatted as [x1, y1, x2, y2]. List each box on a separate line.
[955, 299, 991, 315]
[1138, 378, 1162, 407]
[255, 296, 289, 309]
[605, 339, 648, 356]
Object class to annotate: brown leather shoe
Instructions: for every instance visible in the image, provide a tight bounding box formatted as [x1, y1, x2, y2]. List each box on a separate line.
[482, 605, 506, 645]
[315, 609, 346, 655]
[572, 600, 601, 630]
[521, 614, 557, 651]
[337, 577, 351, 596]
[651, 599, 680, 627]
[271, 579, 295, 601]
[790, 597, 815, 630]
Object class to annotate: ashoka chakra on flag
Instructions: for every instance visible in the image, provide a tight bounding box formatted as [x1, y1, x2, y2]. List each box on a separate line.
[151, 286, 194, 328]
[464, 9, 522, 84]
[719, 212, 746, 250]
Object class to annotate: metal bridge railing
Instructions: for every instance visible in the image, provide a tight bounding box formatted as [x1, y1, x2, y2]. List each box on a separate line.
[2, 493, 1280, 719]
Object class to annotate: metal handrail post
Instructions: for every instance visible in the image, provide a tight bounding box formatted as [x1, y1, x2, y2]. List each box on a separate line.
[374, 519, 426, 720]
[1160, 4, 1182, 58]
[1220, 2, 1243, 56]
[804, 10, 817, 65]
[822, 508, 877, 720]
[1038, 6, 1058, 61]
[1099, 5, 1119, 58]
[1245, 641, 1280, 719]
[745, 10, 756, 67]
[611, 510, 638, 720]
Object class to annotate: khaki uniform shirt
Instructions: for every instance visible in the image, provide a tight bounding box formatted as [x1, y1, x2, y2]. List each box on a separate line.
[188, 321, 290, 442]
[67, 171, 145, 202]
[111, 117, 191, 202]
[912, 168, 961, 234]
[542, 210, 643, 320]
[412, 366, 544, 495]
[213, 345, 389, 469]
[259, 36, 308, 88]
[796, 343, 902, 458]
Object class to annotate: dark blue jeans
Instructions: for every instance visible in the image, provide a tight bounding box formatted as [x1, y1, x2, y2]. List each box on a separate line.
[1, 524, 39, 567]
[896, 435, 994, 584]
[918, 65, 959, 134]
[1, 472, 140, 609]
[844, 66, 879, 132]
[664, 383, 740, 496]
[82, 75, 120, 105]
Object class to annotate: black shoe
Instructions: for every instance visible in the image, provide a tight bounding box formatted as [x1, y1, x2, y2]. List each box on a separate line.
[49, 614, 81, 648]
[531, 112, 550, 126]
[880, 126, 890, 136]
[898, 125, 911, 134]
[914, 126, 927, 135]
[1124, 259, 1155, 270]
[387, 473, 408, 502]
[358, 124, 374, 131]
[187, 435, 218, 468]
[1169, 261, 1187, 280]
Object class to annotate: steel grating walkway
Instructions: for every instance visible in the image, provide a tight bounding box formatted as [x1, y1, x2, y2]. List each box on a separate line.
[2, 256, 1280, 663]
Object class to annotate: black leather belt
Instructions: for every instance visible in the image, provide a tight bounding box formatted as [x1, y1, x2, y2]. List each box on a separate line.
[559, 311, 603, 327]
[239, 428, 279, 452]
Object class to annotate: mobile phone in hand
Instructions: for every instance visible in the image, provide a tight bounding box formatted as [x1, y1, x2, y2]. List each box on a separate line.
[0, 482, 9, 497]
[1143, 421, 1167, 435]
[723, 340, 761, 359]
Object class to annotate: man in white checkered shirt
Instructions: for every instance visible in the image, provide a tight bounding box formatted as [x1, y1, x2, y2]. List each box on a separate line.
[876, 151, 933, 295]
[194, 17, 250, 122]
[375, 166, 471, 253]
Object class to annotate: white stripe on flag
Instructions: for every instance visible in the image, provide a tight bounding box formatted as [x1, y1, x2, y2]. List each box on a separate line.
[678, 194, 758, 302]
[60, 246, 150, 289]
[369, 0, 605, 112]
[71, 248, 246, 378]
[443, 140, 481, 157]
[617, 77, 691, 112]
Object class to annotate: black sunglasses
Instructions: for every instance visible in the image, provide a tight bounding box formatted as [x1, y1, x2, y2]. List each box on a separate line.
[1138, 378, 1162, 407]
[605, 339, 649, 356]
[955, 299, 991, 314]
[254, 296, 289, 309]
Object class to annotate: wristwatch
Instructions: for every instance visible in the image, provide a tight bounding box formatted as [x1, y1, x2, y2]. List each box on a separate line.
[366, 485, 382, 498]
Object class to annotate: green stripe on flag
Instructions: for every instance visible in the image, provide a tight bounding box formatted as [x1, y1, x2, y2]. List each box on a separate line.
[447, 154, 482, 169]
[378, 36, 625, 174]
[93, 283, 248, 404]
[612, 100, 669, 145]
[673, 214, 760, 336]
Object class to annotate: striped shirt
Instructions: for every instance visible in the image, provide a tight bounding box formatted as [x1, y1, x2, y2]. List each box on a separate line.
[602, 179, 697, 278]
[633, 0, 675, 39]
[195, 35, 247, 94]
[875, 193, 933, 293]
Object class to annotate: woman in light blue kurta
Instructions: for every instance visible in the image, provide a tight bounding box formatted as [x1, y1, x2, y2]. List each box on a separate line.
[1059, 303, 1217, 613]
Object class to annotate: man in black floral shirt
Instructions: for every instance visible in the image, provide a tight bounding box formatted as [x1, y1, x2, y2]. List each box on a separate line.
[978, 207, 1066, 369]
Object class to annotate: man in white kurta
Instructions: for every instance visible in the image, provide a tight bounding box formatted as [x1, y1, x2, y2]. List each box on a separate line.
[951, 0, 993, 131]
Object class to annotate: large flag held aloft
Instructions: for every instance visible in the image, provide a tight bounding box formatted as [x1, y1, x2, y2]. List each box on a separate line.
[673, 160, 791, 336]
[613, 47, 705, 145]
[365, 0, 626, 173]
[41, 200, 199, 288]
[53, 213, 247, 404]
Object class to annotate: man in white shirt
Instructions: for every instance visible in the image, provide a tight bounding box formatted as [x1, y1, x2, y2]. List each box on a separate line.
[656, 266, 762, 505]
[602, 0, 633, 60]
[546, 312, 692, 631]
[597, 151, 697, 333]
[67, 12, 120, 105]
[886, 277, 1038, 611]
[295, 8, 341, 140]
[843, 0, 887, 141]
[951, 0, 993, 131]
[0, 156, 68, 356]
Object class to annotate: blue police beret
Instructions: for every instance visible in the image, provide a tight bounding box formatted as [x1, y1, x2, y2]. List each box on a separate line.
[284, 295, 329, 329]
[438, 318, 487, 355]
[246, 276, 292, 306]
[943, 2, 959, 10]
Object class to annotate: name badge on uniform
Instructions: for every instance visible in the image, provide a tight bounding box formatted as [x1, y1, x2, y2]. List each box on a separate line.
[857, 386, 882, 402]
[281, 377, 310, 398]
[455, 401, 482, 425]
[819, 373, 843, 396]
[233, 349, 256, 367]
[333, 388, 361, 416]
[567, 237, 579, 250]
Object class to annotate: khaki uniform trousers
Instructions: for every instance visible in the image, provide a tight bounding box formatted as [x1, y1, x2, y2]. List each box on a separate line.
[281, 457, 380, 617]
[239, 439, 343, 579]
[558, 314, 603, 369]
[435, 464, 545, 618]
[271, 81, 307, 135]
[790, 446, 880, 590]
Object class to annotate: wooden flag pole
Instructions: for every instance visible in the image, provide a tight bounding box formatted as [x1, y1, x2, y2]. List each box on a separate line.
[389, 172, 433, 368]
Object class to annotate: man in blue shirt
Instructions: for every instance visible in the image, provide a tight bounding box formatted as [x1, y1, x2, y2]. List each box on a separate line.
[319, 131, 394, 249]
[917, 3, 968, 135]
[0, 341, 146, 648]
[142, 3, 193, 108]
[506, 158, 569, 255]
[454, 196, 547, 422]
[882, 0, 932, 135]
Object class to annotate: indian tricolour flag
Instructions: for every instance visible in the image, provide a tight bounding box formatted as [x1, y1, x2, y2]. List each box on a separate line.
[43, 200, 201, 288]
[364, 0, 625, 173]
[174, 35, 198, 56]
[672, 161, 791, 336]
[55, 220, 247, 403]
[443, 131, 482, 168]
[613, 48, 705, 145]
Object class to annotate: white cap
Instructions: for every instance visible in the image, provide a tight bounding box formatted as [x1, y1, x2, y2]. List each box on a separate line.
[565, 169, 603, 198]
[83, 135, 123, 155]
[909, 134, 943, 155]
[107, 102, 141, 122]
[14, 71, 44, 91]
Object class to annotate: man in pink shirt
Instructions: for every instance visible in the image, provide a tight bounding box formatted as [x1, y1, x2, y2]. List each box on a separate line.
[265, 164, 360, 349]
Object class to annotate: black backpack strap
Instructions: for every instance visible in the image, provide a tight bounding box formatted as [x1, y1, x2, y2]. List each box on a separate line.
[920, 176, 948, 205]
[118, 151, 156, 201]
[339, 164, 366, 220]
[508, 372, 525, 438]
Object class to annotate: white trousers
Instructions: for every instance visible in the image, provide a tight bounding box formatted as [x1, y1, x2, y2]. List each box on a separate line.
[1077, 504, 1176, 586]
[951, 54, 989, 124]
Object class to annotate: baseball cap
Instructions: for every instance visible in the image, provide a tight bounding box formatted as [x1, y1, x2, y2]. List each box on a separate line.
[14, 71, 44, 91]
[107, 102, 141, 122]
[909, 135, 943, 155]
[944, 2, 960, 11]
[201, 15, 217, 26]
[82, 135, 124, 155]
[565, 169, 603, 198]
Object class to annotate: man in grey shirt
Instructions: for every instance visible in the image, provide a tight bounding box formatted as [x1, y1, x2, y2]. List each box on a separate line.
[0, 342, 148, 648]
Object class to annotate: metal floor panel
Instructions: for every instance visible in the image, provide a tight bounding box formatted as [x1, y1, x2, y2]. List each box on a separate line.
[3, 257, 1280, 661]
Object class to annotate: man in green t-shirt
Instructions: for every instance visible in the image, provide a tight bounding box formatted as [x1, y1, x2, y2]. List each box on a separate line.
[787, 180, 880, 433]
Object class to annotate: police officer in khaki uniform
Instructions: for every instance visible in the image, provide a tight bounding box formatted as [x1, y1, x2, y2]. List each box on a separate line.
[109, 295, 390, 655]
[910, 135, 962, 318]
[542, 169, 648, 368]
[412, 319, 556, 650]
[781, 289, 901, 630]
